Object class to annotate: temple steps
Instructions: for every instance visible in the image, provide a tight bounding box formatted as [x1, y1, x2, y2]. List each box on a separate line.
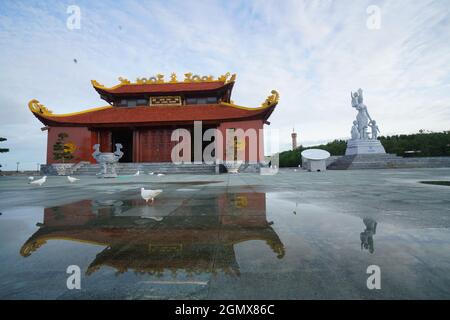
[72, 162, 217, 176]
[327, 154, 450, 170]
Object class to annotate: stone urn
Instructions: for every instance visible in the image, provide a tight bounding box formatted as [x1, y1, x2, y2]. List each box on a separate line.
[224, 160, 243, 174]
[92, 144, 123, 178]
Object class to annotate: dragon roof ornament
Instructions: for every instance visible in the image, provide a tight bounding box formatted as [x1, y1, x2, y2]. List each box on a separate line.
[28, 99, 53, 116]
[91, 72, 236, 89]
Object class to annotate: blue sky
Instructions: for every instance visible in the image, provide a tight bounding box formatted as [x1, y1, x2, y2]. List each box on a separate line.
[1, 0, 449, 170]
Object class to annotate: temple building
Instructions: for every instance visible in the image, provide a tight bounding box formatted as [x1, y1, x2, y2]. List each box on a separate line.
[28, 73, 279, 170]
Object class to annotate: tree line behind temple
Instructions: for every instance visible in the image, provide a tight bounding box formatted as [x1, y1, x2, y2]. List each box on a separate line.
[279, 131, 450, 167]
[2, 132, 450, 169]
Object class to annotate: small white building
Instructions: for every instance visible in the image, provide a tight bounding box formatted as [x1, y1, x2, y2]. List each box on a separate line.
[301, 149, 331, 172]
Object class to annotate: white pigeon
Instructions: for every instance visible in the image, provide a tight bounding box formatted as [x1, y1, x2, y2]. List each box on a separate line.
[157, 173, 165, 177]
[133, 170, 140, 176]
[28, 176, 34, 182]
[140, 188, 162, 203]
[30, 176, 47, 186]
[67, 176, 80, 183]
[148, 171, 154, 175]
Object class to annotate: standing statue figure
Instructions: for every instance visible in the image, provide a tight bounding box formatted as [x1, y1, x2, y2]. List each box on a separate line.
[345, 89, 386, 155]
[351, 120, 360, 140]
[369, 120, 380, 140]
[351, 89, 372, 140]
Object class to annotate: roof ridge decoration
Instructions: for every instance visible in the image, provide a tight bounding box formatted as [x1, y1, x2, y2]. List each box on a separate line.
[261, 90, 280, 108]
[222, 90, 280, 110]
[28, 99, 112, 117]
[91, 72, 236, 90]
[28, 99, 53, 115]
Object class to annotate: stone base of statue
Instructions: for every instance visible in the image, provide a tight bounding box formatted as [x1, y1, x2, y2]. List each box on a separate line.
[345, 139, 386, 156]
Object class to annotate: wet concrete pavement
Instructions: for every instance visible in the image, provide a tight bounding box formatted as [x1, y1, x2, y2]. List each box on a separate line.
[0, 168, 449, 299]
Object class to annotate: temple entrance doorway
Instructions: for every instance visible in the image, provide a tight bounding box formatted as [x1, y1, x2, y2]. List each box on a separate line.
[111, 129, 133, 162]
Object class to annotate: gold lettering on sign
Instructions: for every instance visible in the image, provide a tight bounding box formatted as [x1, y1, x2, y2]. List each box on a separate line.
[149, 96, 182, 106]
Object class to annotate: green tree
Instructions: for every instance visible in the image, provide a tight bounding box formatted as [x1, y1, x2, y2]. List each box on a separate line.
[379, 131, 450, 157]
[0, 137, 9, 153]
[278, 131, 450, 167]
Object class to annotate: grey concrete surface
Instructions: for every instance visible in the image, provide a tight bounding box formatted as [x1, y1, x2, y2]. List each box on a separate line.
[0, 168, 449, 299]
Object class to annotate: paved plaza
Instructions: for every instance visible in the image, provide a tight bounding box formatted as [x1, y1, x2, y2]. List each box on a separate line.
[0, 168, 449, 299]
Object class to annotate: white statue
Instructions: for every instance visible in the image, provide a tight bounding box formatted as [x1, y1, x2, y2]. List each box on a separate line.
[345, 89, 386, 155]
[351, 120, 360, 140]
[369, 120, 380, 140]
[351, 89, 373, 140]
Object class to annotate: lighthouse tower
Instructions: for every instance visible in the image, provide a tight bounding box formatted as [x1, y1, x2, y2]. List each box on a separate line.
[291, 128, 298, 150]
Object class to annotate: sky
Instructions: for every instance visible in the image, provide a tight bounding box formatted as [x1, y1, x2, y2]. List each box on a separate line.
[0, 0, 449, 170]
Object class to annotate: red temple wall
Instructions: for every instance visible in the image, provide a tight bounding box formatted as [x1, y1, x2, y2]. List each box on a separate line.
[217, 120, 264, 162]
[46, 126, 92, 164]
[137, 128, 177, 162]
[46, 121, 266, 164]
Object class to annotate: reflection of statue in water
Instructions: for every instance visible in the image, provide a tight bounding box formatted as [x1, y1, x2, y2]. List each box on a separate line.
[360, 218, 377, 254]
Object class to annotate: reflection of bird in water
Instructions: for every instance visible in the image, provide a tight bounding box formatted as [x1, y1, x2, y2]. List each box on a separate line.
[139, 204, 165, 221]
[360, 218, 377, 254]
[141, 188, 162, 203]
[144, 216, 164, 222]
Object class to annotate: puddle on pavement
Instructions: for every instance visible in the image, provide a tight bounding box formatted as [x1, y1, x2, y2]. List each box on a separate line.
[420, 181, 450, 186]
[0, 187, 449, 299]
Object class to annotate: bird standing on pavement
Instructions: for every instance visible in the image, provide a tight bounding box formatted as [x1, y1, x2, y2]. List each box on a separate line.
[67, 176, 80, 183]
[29, 176, 47, 186]
[140, 188, 162, 204]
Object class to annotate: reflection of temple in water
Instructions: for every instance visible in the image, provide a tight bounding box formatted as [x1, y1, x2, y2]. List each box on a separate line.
[20, 192, 284, 276]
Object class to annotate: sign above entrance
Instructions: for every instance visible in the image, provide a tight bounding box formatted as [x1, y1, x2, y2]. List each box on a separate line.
[149, 96, 182, 106]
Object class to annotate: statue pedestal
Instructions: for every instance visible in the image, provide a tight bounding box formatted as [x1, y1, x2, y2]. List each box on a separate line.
[345, 139, 386, 156]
